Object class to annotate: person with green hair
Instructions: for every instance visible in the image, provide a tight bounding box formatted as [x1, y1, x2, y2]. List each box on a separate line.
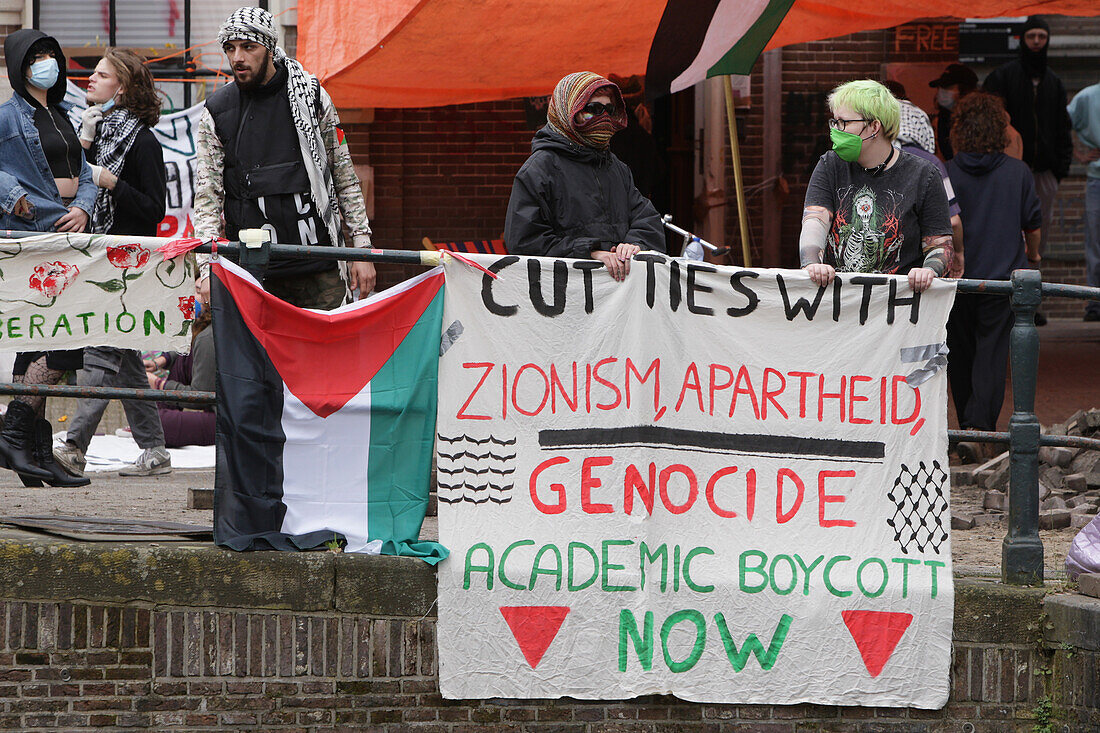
[800, 79, 952, 293]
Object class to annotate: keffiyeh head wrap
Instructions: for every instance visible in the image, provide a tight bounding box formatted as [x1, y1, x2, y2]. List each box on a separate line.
[547, 71, 627, 150]
[216, 7, 346, 286]
[895, 99, 936, 154]
[218, 6, 278, 50]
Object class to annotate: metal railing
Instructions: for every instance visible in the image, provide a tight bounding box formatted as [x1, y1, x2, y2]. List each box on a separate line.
[2, 238, 1099, 586]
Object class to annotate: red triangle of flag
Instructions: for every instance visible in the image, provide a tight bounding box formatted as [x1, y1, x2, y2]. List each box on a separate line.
[499, 606, 570, 669]
[841, 610, 913, 677]
[214, 262, 442, 418]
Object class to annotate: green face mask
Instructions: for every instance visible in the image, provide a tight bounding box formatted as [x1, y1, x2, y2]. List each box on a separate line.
[830, 127, 864, 162]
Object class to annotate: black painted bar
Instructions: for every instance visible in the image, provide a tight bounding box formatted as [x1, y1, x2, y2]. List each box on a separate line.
[1004, 270, 1044, 586]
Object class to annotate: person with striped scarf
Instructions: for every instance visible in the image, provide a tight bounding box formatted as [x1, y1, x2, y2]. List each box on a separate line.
[505, 72, 665, 280]
[52, 47, 173, 480]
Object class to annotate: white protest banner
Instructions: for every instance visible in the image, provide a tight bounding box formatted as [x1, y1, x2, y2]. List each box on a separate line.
[65, 82, 203, 239]
[0, 233, 195, 352]
[436, 253, 957, 708]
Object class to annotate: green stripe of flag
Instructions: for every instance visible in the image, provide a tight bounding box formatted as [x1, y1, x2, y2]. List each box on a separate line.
[366, 288, 448, 564]
[707, 0, 796, 78]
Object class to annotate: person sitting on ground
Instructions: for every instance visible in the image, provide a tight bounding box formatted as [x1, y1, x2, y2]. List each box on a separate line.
[145, 276, 215, 448]
[504, 71, 665, 280]
[946, 92, 1041, 454]
[0, 30, 95, 488]
[799, 80, 952, 293]
[52, 48, 172, 479]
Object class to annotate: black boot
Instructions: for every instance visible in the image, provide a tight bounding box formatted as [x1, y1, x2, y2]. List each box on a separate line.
[29, 419, 89, 488]
[0, 401, 52, 480]
[0, 413, 42, 488]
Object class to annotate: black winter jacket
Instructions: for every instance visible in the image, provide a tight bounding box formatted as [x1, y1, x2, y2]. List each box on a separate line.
[983, 59, 1073, 179]
[92, 127, 165, 236]
[504, 126, 665, 258]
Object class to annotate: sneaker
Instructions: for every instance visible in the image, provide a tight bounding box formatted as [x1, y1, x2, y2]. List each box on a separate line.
[119, 446, 172, 476]
[52, 441, 87, 478]
[114, 427, 133, 438]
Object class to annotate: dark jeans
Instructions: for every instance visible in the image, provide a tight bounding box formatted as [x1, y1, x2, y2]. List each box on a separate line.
[947, 293, 1013, 431]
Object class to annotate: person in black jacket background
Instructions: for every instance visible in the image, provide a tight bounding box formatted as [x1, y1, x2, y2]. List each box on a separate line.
[53, 48, 173, 480]
[504, 71, 665, 281]
[946, 93, 1042, 448]
[983, 16, 1073, 284]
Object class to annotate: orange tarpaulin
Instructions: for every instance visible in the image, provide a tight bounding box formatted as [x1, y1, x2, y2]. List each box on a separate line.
[299, 0, 1100, 109]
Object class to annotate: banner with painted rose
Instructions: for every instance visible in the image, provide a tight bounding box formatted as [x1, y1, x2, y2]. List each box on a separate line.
[0, 233, 196, 352]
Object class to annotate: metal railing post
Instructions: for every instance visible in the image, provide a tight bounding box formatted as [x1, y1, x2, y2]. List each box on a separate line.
[1003, 269, 1044, 585]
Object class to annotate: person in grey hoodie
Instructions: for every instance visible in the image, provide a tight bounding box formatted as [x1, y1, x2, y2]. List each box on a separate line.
[946, 93, 1041, 444]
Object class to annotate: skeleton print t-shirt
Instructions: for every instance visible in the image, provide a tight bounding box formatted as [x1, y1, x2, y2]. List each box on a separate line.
[804, 150, 952, 274]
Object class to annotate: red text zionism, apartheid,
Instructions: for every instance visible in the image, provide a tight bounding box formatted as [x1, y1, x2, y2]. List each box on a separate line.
[457, 359, 924, 430]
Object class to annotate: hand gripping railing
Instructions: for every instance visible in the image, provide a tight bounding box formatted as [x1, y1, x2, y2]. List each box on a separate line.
[2, 235, 1099, 585]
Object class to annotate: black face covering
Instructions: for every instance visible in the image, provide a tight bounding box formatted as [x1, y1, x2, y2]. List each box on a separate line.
[1019, 16, 1049, 79]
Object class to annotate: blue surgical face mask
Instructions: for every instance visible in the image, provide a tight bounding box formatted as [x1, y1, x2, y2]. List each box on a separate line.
[28, 57, 59, 90]
[101, 94, 117, 113]
[193, 300, 204, 319]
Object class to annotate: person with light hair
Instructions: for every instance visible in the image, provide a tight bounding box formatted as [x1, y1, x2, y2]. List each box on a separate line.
[799, 80, 952, 293]
[53, 48, 172, 479]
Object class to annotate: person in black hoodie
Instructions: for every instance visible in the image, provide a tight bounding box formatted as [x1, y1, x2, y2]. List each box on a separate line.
[0, 30, 95, 488]
[946, 93, 1042, 450]
[52, 48, 173, 480]
[983, 17, 1072, 279]
[505, 72, 665, 281]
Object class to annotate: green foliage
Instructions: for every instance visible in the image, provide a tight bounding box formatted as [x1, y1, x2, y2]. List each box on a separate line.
[87, 278, 125, 293]
[1031, 696, 1053, 733]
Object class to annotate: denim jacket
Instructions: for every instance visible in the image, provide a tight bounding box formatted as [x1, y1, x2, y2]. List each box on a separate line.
[0, 93, 95, 232]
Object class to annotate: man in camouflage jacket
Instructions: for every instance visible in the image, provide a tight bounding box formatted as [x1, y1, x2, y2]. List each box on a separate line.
[193, 6, 374, 309]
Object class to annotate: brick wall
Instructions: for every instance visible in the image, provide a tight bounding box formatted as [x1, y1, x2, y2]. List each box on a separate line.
[0, 21, 24, 100]
[0, 535, 1096, 732]
[344, 102, 535, 290]
[1, 598, 1098, 731]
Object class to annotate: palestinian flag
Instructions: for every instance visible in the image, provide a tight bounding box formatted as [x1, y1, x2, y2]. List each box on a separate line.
[646, 0, 795, 99]
[211, 258, 448, 563]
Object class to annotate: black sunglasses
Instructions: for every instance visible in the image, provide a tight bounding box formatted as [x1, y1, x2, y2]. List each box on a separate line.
[580, 101, 618, 117]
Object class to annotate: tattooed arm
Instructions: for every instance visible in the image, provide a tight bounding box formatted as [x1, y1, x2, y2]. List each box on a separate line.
[800, 205, 835, 287]
[909, 233, 951, 292]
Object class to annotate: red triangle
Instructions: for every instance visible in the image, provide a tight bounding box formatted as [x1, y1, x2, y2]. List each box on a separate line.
[841, 610, 913, 677]
[499, 606, 570, 669]
[214, 262, 442, 418]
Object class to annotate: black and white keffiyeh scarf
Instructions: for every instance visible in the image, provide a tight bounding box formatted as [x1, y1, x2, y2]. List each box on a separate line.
[91, 108, 143, 234]
[218, 6, 342, 249]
